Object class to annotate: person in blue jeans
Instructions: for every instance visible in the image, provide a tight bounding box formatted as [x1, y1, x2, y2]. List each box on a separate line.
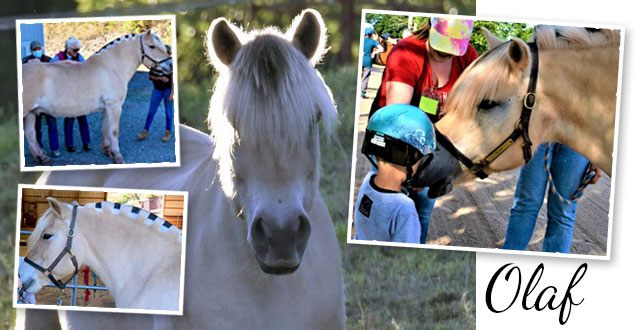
[23, 40, 61, 158]
[502, 143, 601, 252]
[138, 45, 174, 142]
[50, 36, 91, 152]
[361, 27, 383, 99]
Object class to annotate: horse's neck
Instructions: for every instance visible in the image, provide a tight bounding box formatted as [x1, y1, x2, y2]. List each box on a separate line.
[89, 38, 141, 83]
[74, 206, 179, 305]
[535, 46, 618, 174]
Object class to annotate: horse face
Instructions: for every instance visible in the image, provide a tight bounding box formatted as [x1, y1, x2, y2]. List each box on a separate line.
[207, 9, 333, 275]
[19, 198, 76, 293]
[416, 38, 534, 196]
[234, 131, 319, 275]
[142, 30, 173, 74]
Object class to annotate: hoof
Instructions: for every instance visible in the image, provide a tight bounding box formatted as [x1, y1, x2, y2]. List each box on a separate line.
[113, 156, 125, 164]
[37, 155, 52, 165]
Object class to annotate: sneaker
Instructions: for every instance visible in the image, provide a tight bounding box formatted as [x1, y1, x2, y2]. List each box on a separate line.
[67, 146, 76, 152]
[137, 129, 148, 140]
[161, 130, 172, 142]
[52, 150, 61, 158]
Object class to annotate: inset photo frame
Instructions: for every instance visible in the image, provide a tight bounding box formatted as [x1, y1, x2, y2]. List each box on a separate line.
[13, 184, 188, 315]
[17, 15, 180, 171]
[348, 9, 623, 260]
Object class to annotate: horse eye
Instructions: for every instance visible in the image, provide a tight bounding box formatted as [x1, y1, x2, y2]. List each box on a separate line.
[43, 233, 52, 240]
[478, 100, 500, 111]
[149, 45, 156, 49]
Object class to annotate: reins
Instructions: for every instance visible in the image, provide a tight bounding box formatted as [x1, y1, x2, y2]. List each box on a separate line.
[24, 205, 79, 294]
[435, 42, 539, 179]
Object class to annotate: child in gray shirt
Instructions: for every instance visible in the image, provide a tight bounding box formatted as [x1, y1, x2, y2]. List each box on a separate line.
[353, 104, 436, 244]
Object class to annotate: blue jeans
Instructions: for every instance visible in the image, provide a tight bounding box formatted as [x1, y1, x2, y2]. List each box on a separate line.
[64, 116, 91, 147]
[361, 66, 372, 95]
[144, 88, 174, 131]
[412, 188, 436, 243]
[502, 143, 589, 252]
[35, 113, 59, 151]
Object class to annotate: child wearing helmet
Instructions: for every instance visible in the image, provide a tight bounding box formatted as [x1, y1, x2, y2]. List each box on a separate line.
[367, 17, 477, 244]
[354, 104, 435, 243]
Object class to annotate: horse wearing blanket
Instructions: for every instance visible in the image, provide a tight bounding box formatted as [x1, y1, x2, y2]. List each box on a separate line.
[20, 9, 345, 330]
[21, 30, 172, 165]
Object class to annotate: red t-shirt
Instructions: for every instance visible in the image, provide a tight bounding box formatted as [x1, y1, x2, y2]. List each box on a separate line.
[372, 36, 478, 121]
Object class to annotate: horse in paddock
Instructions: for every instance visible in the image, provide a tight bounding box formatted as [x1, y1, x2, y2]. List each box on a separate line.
[21, 30, 172, 165]
[414, 26, 621, 197]
[20, 9, 345, 330]
[18, 198, 182, 310]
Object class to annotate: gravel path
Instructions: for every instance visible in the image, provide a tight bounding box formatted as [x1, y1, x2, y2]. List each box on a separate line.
[24, 71, 177, 167]
[351, 65, 611, 256]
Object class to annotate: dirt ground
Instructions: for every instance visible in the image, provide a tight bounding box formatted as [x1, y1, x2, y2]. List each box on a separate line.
[352, 65, 610, 256]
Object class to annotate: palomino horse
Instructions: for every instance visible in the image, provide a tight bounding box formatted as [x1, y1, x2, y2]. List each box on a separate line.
[19, 198, 181, 310]
[21, 30, 172, 165]
[414, 26, 620, 197]
[20, 9, 345, 330]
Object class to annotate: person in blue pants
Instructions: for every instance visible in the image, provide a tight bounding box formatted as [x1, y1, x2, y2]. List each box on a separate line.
[23, 40, 61, 157]
[50, 36, 91, 152]
[502, 143, 601, 252]
[137, 45, 174, 142]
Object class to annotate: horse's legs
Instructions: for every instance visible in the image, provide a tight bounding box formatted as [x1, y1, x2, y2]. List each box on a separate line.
[101, 110, 112, 157]
[105, 107, 124, 164]
[24, 112, 51, 165]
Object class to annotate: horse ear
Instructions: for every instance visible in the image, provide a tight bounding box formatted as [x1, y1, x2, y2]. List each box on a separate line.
[46, 197, 64, 218]
[207, 18, 243, 68]
[482, 27, 504, 49]
[507, 38, 531, 72]
[287, 9, 327, 65]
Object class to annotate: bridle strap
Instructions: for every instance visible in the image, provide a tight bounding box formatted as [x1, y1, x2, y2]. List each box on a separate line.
[139, 34, 171, 70]
[434, 41, 540, 180]
[23, 205, 79, 290]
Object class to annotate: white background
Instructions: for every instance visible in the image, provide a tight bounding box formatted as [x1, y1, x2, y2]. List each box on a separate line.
[476, 0, 634, 328]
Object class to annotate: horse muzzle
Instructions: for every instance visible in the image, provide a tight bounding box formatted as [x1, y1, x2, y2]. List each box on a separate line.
[410, 140, 462, 198]
[248, 211, 311, 275]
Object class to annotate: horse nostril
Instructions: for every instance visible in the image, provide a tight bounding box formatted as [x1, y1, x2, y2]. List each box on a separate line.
[296, 215, 311, 248]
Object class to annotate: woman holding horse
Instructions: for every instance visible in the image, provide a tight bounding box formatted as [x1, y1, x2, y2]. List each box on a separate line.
[137, 45, 174, 142]
[50, 36, 91, 153]
[369, 17, 477, 243]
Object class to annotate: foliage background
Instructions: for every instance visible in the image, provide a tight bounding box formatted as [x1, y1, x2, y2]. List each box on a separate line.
[0, 1, 484, 329]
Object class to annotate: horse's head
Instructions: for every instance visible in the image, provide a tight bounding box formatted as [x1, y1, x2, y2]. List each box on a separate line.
[415, 29, 539, 197]
[140, 29, 173, 74]
[19, 198, 79, 293]
[206, 9, 336, 275]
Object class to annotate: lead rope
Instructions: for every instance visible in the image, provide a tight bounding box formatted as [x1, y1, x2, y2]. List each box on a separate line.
[544, 142, 595, 204]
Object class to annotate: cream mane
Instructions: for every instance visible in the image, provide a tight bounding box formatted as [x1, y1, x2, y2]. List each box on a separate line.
[207, 25, 337, 198]
[29, 201, 182, 247]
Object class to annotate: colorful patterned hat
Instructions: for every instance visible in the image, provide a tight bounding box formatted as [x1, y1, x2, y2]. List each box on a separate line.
[429, 17, 474, 56]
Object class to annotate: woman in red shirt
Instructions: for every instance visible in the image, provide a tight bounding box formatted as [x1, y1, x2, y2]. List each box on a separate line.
[369, 18, 477, 243]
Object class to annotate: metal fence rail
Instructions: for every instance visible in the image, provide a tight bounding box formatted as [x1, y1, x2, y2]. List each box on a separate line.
[20, 230, 108, 306]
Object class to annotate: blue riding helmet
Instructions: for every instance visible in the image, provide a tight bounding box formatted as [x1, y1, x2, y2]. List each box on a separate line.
[362, 104, 436, 171]
[364, 27, 374, 35]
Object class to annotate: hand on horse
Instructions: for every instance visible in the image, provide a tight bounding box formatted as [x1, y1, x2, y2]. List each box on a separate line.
[588, 163, 602, 184]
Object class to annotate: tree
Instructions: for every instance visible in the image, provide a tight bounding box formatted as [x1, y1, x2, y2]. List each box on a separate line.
[469, 21, 533, 55]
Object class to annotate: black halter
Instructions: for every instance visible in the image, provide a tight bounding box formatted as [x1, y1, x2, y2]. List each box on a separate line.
[139, 34, 172, 71]
[24, 205, 79, 290]
[435, 42, 539, 179]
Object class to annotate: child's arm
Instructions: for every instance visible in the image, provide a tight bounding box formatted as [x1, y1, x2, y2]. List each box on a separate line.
[391, 207, 421, 244]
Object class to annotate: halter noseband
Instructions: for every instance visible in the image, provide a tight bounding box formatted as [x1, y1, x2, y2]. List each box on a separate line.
[24, 204, 79, 290]
[139, 34, 172, 71]
[435, 42, 539, 179]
